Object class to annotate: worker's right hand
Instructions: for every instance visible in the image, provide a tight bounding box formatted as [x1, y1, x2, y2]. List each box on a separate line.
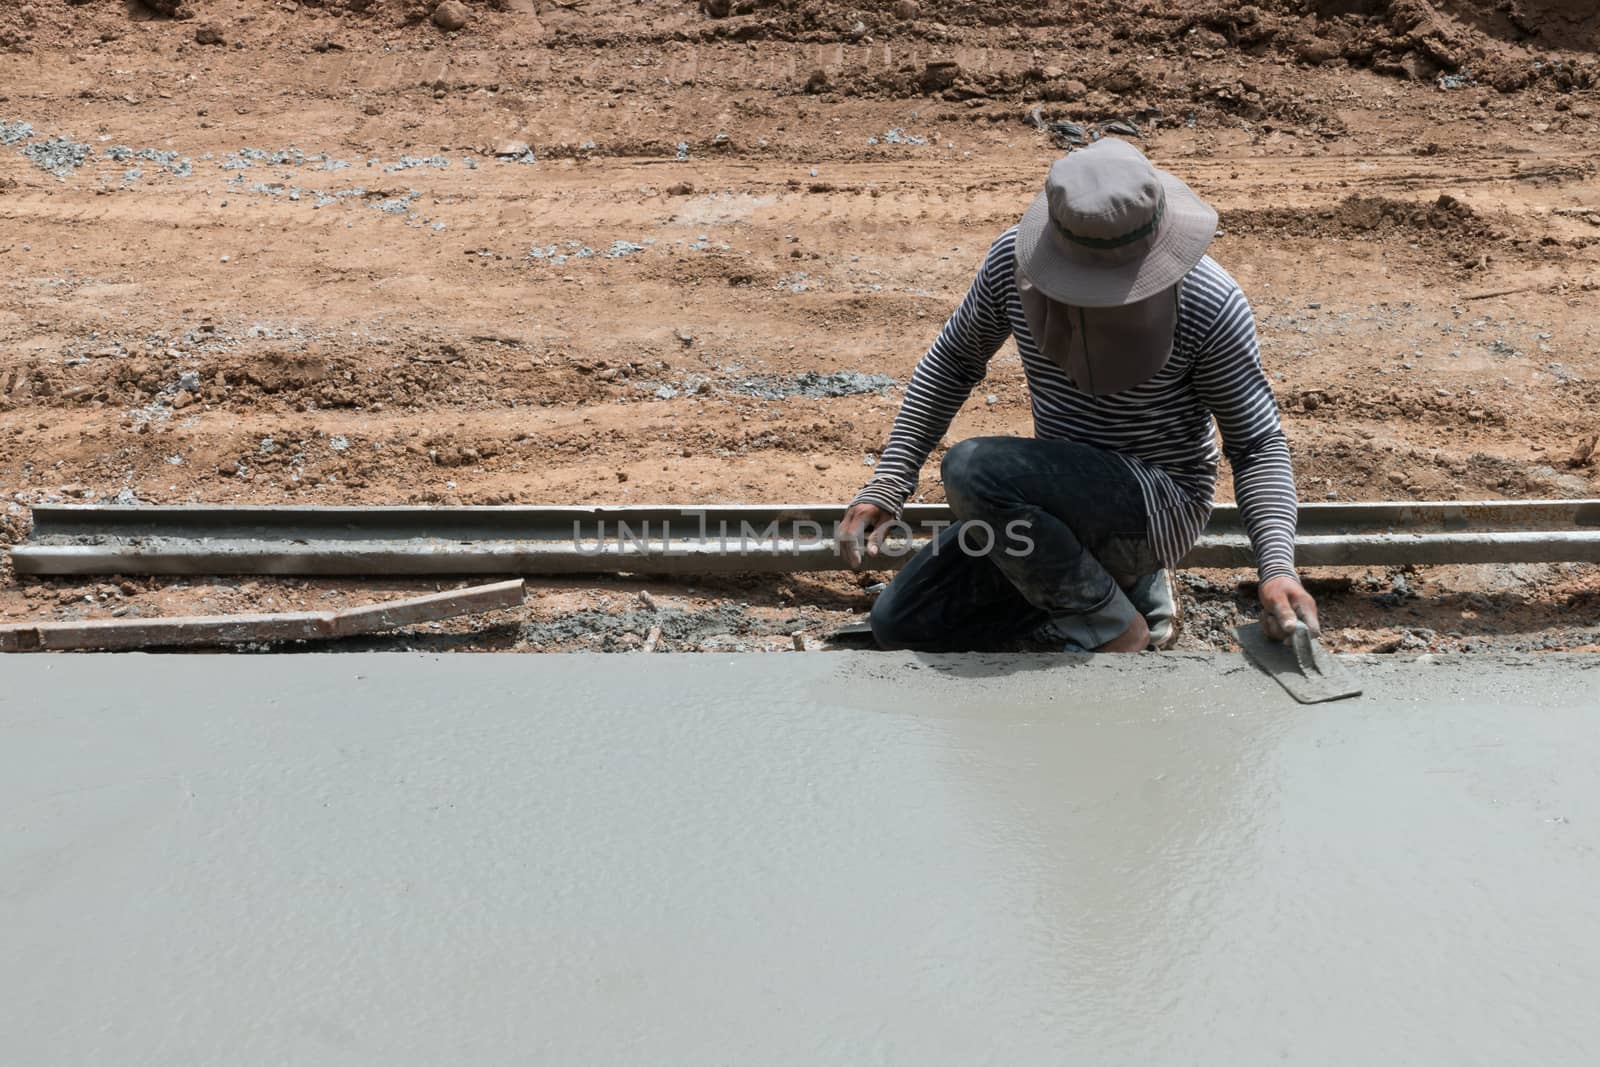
[836, 502, 896, 570]
[1259, 575, 1321, 644]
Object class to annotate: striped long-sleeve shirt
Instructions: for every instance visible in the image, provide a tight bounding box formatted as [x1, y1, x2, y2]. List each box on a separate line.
[851, 227, 1298, 583]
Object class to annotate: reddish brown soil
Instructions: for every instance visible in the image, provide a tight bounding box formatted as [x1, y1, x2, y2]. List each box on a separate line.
[1, 0, 1597, 653]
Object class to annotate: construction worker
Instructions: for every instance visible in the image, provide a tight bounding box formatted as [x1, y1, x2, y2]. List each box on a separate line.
[838, 138, 1318, 653]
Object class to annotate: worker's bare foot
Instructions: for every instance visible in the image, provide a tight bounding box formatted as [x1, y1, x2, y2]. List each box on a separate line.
[1094, 614, 1150, 654]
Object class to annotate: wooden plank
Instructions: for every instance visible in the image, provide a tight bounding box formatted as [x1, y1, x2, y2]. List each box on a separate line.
[0, 580, 524, 653]
[328, 582, 526, 635]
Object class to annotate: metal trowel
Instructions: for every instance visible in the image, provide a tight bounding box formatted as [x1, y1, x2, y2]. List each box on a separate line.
[1233, 622, 1362, 704]
[824, 621, 878, 648]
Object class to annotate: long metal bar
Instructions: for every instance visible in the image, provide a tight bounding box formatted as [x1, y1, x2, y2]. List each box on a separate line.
[12, 500, 1600, 577]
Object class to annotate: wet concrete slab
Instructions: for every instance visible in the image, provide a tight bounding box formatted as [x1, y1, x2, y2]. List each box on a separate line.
[3, 652, 1598, 1065]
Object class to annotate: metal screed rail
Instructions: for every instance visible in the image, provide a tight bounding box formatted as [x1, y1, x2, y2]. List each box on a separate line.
[12, 499, 1600, 577]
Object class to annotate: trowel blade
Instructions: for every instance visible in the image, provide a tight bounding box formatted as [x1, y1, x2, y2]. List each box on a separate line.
[1292, 626, 1338, 677]
[1234, 622, 1362, 704]
[824, 621, 878, 648]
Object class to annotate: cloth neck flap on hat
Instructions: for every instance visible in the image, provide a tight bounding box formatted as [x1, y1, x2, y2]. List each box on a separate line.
[1016, 263, 1179, 396]
[1016, 273, 1074, 372]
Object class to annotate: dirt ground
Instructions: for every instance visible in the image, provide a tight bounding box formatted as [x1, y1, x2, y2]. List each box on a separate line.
[2, 0, 1598, 654]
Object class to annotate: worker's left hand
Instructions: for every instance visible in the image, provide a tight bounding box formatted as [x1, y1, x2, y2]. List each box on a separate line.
[1259, 575, 1320, 643]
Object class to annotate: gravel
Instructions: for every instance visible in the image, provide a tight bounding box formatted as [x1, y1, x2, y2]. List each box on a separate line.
[371, 192, 419, 215]
[529, 242, 593, 262]
[870, 128, 928, 146]
[0, 120, 35, 146]
[385, 155, 451, 173]
[21, 136, 93, 178]
[604, 240, 647, 258]
[105, 145, 193, 177]
[728, 370, 897, 400]
[218, 147, 308, 171]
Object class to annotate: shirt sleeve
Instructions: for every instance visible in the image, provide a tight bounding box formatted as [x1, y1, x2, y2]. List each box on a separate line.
[1189, 285, 1299, 583]
[850, 236, 1016, 514]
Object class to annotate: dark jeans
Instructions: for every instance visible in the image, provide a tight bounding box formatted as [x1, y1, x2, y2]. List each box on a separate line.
[870, 437, 1160, 652]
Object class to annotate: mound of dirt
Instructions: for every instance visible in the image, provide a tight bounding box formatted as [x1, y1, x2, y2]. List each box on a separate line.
[1219, 193, 1542, 268]
[5, 0, 1596, 93]
[1228, 192, 1496, 240]
[733, 0, 1600, 94]
[1436, 0, 1600, 50]
[1149, 0, 1599, 87]
[137, 0, 196, 19]
[1289, 0, 1599, 85]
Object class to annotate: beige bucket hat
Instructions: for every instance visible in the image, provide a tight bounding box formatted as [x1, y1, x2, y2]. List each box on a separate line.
[1014, 138, 1218, 394]
[1015, 137, 1218, 307]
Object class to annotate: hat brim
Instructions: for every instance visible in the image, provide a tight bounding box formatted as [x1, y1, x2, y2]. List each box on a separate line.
[1015, 169, 1218, 308]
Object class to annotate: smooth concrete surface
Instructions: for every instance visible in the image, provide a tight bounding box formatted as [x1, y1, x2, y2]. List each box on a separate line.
[3, 652, 1599, 1066]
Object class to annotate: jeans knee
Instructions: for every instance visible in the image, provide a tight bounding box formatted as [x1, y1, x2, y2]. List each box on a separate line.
[941, 438, 994, 511]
